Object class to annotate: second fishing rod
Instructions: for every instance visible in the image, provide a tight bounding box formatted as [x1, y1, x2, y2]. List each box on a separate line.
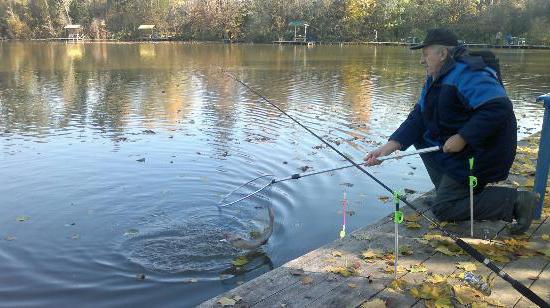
[223, 69, 549, 308]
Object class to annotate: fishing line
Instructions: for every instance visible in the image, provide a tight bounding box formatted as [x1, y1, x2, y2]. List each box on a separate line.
[223, 70, 549, 308]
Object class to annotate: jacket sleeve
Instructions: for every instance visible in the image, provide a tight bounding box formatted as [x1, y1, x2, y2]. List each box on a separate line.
[456, 69, 513, 149]
[389, 103, 425, 150]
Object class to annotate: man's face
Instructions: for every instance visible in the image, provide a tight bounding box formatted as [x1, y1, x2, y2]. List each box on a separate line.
[420, 46, 446, 77]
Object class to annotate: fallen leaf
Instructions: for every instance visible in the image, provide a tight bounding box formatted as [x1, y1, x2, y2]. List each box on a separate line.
[348, 283, 357, 288]
[409, 264, 427, 273]
[361, 249, 382, 260]
[4, 235, 16, 241]
[471, 302, 488, 308]
[425, 274, 447, 284]
[332, 250, 343, 257]
[217, 297, 236, 306]
[435, 245, 459, 256]
[136, 273, 145, 280]
[301, 276, 313, 285]
[136, 158, 145, 162]
[326, 266, 353, 277]
[16, 216, 29, 222]
[541, 234, 549, 241]
[453, 284, 481, 305]
[378, 196, 390, 203]
[404, 214, 421, 222]
[360, 298, 386, 308]
[405, 221, 422, 229]
[538, 248, 550, 258]
[456, 262, 477, 272]
[290, 268, 305, 276]
[527, 276, 539, 281]
[390, 279, 407, 291]
[233, 295, 242, 302]
[232, 256, 249, 266]
[400, 246, 413, 256]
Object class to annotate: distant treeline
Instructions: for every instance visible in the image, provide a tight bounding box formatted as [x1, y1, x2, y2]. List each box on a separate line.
[1, 0, 549, 44]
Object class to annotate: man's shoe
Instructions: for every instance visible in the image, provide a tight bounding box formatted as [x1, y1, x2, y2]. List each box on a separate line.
[509, 191, 537, 235]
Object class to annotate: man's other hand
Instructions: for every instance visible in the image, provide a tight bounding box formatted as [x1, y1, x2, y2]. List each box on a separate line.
[443, 134, 466, 153]
[363, 140, 401, 166]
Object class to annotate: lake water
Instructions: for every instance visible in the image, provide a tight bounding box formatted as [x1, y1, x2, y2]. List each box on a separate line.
[0, 42, 549, 307]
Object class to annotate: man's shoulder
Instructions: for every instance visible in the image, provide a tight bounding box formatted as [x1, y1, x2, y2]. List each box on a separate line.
[445, 61, 499, 85]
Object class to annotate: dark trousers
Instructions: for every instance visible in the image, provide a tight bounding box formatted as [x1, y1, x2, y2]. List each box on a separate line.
[420, 153, 516, 222]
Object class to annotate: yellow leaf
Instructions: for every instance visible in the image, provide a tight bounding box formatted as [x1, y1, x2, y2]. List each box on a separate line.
[434, 297, 452, 308]
[390, 279, 407, 291]
[400, 245, 413, 256]
[326, 266, 352, 277]
[542, 234, 550, 241]
[301, 276, 313, 285]
[217, 297, 236, 306]
[232, 256, 249, 266]
[453, 284, 481, 305]
[405, 214, 421, 222]
[405, 222, 422, 229]
[538, 248, 550, 258]
[425, 274, 447, 284]
[361, 249, 381, 260]
[332, 250, 343, 257]
[471, 302, 488, 308]
[410, 287, 421, 298]
[348, 283, 357, 288]
[378, 196, 390, 203]
[435, 245, 459, 256]
[360, 298, 386, 308]
[409, 264, 427, 273]
[383, 265, 406, 274]
[456, 262, 477, 272]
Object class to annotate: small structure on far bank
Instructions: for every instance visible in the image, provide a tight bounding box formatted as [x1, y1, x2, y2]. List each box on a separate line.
[273, 20, 316, 46]
[64, 25, 82, 41]
[138, 25, 156, 41]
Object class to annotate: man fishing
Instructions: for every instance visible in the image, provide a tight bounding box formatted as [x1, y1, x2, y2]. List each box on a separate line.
[364, 28, 538, 235]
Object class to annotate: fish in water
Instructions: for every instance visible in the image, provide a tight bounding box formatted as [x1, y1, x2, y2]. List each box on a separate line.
[225, 206, 274, 250]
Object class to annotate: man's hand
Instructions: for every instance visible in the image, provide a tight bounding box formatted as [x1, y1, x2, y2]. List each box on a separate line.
[443, 134, 467, 153]
[363, 140, 402, 166]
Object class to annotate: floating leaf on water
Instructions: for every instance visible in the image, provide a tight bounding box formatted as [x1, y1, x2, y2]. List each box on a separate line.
[360, 298, 386, 308]
[136, 158, 145, 162]
[4, 235, 16, 241]
[124, 229, 139, 236]
[217, 297, 236, 306]
[456, 262, 477, 272]
[70, 233, 80, 240]
[348, 283, 357, 288]
[301, 276, 313, 285]
[16, 216, 29, 222]
[232, 256, 249, 266]
[378, 196, 390, 203]
[136, 273, 146, 280]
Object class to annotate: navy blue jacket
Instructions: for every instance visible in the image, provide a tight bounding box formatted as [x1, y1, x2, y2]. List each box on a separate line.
[390, 55, 517, 184]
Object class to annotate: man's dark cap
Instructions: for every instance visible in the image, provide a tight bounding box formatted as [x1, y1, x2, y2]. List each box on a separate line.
[410, 28, 459, 50]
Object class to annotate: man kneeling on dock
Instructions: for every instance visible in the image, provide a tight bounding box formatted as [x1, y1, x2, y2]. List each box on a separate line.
[364, 28, 537, 235]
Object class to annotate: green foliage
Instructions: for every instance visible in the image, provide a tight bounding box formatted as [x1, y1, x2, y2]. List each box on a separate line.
[0, 0, 548, 44]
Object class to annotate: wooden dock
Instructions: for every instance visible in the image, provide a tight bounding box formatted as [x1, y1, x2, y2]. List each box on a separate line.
[200, 134, 550, 307]
[272, 40, 317, 46]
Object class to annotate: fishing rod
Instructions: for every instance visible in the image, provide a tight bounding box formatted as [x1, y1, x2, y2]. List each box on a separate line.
[273, 146, 441, 184]
[223, 70, 549, 307]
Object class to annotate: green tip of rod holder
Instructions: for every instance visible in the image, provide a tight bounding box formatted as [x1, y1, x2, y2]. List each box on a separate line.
[469, 157, 475, 170]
